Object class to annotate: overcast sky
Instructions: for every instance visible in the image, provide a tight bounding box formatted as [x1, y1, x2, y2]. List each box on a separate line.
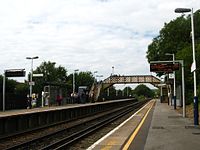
[0, 0, 199, 88]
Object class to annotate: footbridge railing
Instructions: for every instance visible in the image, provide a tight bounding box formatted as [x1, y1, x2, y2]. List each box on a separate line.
[90, 75, 162, 101]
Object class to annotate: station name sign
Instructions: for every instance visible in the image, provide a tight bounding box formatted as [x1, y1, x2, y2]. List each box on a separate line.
[5, 69, 26, 77]
[150, 63, 180, 73]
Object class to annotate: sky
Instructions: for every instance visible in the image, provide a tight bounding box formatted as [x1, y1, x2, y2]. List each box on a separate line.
[0, 0, 199, 89]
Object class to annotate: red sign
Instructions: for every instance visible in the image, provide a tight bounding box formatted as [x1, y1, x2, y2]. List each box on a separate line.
[150, 63, 180, 72]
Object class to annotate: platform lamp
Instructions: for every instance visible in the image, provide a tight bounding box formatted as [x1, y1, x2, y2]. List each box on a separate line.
[175, 8, 198, 125]
[165, 53, 176, 109]
[26, 56, 39, 99]
[93, 71, 98, 83]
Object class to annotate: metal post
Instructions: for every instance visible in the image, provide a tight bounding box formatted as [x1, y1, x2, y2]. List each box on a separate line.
[30, 59, 33, 98]
[107, 88, 109, 97]
[112, 66, 114, 75]
[181, 60, 186, 117]
[170, 84, 172, 106]
[160, 86, 163, 103]
[26, 56, 38, 99]
[41, 91, 44, 107]
[175, 7, 198, 125]
[72, 69, 79, 94]
[191, 9, 199, 125]
[73, 72, 75, 94]
[165, 53, 176, 108]
[93, 71, 97, 84]
[150, 60, 185, 116]
[173, 54, 176, 109]
[3, 72, 5, 111]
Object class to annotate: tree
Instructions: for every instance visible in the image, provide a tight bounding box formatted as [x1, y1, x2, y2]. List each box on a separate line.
[68, 71, 94, 92]
[32, 61, 68, 94]
[146, 10, 200, 104]
[133, 84, 154, 98]
[122, 86, 133, 96]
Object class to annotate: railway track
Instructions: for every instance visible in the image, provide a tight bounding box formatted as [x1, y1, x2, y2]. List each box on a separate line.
[2, 100, 148, 150]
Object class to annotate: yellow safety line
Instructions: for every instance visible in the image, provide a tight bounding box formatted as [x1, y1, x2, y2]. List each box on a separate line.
[122, 100, 155, 150]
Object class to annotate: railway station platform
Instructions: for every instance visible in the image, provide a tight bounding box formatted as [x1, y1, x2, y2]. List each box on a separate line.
[0, 104, 75, 117]
[87, 99, 200, 150]
[0, 99, 138, 139]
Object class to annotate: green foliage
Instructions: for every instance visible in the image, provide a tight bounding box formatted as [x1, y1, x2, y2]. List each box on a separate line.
[34, 61, 67, 83]
[67, 71, 94, 93]
[76, 71, 94, 88]
[133, 84, 154, 98]
[0, 75, 27, 94]
[146, 10, 200, 104]
[122, 86, 133, 96]
[136, 95, 146, 101]
[15, 83, 29, 94]
[33, 61, 68, 94]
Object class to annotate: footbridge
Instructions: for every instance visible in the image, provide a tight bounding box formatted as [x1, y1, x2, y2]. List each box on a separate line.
[89, 75, 162, 101]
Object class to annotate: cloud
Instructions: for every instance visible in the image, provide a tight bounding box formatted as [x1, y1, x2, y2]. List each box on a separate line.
[0, 0, 199, 87]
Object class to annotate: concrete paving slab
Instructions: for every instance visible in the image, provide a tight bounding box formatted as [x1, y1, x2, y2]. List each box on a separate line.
[144, 100, 200, 150]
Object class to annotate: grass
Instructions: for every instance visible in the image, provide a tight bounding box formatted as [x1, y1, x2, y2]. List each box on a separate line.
[177, 103, 200, 121]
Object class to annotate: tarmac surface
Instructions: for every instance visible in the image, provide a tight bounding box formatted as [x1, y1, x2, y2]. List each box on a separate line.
[144, 100, 200, 150]
[88, 99, 200, 150]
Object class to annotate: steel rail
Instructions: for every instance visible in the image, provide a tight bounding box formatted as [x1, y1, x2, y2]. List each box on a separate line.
[4, 100, 147, 150]
[40, 100, 148, 150]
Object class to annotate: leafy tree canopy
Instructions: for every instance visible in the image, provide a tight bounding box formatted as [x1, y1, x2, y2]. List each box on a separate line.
[133, 84, 154, 98]
[146, 9, 200, 103]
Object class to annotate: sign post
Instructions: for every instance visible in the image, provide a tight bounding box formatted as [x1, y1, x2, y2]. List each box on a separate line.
[150, 60, 185, 117]
[3, 73, 5, 112]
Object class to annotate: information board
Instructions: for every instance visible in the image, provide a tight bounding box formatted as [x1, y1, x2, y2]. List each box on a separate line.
[150, 63, 180, 72]
[5, 69, 26, 77]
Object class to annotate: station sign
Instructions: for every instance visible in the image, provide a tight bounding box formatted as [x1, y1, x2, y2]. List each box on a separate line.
[169, 73, 174, 79]
[150, 63, 180, 73]
[29, 81, 35, 86]
[5, 69, 26, 77]
[33, 73, 43, 77]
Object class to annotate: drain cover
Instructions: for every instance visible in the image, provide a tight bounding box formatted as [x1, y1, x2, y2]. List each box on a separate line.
[192, 132, 200, 135]
[168, 116, 182, 118]
[185, 126, 200, 129]
[152, 126, 164, 129]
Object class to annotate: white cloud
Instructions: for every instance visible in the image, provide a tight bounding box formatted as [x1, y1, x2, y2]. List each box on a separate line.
[0, 0, 199, 87]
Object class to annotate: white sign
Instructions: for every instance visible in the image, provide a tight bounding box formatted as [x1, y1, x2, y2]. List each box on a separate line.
[157, 83, 166, 87]
[33, 74, 43, 77]
[169, 73, 174, 79]
[29, 81, 35, 86]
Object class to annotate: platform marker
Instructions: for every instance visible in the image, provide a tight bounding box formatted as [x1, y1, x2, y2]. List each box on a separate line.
[122, 100, 155, 150]
[86, 100, 154, 150]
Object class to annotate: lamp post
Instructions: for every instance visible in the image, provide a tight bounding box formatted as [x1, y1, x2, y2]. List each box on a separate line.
[26, 56, 39, 98]
[165, 53, 176, 109]
[73, 69, 79, 94]
[175, 8, 198, 125]
[112, 66, 114, 76]
[93, 71, 98, 83]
